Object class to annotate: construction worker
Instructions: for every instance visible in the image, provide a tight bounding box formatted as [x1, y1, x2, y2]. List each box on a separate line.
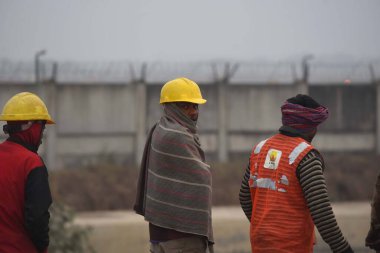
[239, 94, 354, 253]
[366, 173, 380, 252]
[134, 77, 213, 253]
[0, 92, 54, 253]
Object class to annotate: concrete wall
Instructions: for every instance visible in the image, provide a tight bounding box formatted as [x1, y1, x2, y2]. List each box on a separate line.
[0, 81, 377, 169]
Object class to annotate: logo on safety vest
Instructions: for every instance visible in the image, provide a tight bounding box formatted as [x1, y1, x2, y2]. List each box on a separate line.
[264, 149, 282, 170]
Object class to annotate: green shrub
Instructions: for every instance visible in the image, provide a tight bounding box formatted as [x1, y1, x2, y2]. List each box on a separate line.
[49, 203, 96, 253]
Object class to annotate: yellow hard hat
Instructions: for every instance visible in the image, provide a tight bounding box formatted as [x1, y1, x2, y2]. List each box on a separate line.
[0, 92, 55, 124]
[160, 77, 207, 104]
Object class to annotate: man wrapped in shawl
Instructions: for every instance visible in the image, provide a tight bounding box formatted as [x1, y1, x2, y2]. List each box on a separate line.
[239, 94, 354, 253]
[134, 78, 213, 253]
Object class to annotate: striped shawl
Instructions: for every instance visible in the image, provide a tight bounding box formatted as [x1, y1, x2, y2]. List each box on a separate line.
[134, 103, 213, 242]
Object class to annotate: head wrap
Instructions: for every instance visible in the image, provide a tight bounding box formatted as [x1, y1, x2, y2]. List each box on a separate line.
[281, 94, 329, 133]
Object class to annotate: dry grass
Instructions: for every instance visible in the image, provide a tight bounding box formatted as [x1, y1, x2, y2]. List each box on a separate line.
[50, 164, 138, 211]
[322, 152, 378, 201]
[50, 153, 378, 211]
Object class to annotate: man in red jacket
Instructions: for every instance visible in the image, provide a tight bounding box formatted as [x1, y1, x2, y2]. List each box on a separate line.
[0, 92, 54, 253]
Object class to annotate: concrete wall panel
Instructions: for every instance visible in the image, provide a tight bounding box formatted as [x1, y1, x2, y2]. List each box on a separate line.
[228, 86, 295, 131]
[0, 81, 378, 168]
[56, 85, 136, 134]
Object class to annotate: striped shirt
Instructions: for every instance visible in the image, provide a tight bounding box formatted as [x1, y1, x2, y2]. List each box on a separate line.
[239, 143, 353, 253]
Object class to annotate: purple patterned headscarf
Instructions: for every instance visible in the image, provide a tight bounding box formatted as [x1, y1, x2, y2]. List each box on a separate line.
[281, 101, 329, 133]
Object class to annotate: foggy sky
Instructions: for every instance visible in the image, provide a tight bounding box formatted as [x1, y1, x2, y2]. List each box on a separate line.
[0, 0, 379, 62]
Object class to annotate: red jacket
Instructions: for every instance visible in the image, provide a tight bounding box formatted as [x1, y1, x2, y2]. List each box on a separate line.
[0, 139, 51, 253]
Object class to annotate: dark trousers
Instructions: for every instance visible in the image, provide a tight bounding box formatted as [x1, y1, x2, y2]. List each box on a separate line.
[149, 237, 213, 253]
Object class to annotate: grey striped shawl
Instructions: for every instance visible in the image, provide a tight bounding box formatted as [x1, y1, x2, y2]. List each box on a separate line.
[143, 103, 213, 242]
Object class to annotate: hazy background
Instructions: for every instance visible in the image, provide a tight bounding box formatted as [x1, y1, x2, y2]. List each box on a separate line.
[1, 0, 379, 62]
[1, 1, 380, 252]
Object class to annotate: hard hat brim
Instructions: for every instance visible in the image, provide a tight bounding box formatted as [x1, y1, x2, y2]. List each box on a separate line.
[0, 114, 55, 124]
[160, 98, 207, 104]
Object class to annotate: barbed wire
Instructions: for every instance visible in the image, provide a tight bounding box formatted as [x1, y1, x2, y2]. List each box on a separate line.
[0, 59, 379, 84]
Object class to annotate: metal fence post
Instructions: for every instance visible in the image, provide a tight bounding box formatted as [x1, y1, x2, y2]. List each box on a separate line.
[135, 64, 147, 165]
[217, 80, 228, 162]
[376, 81, 380, 154]
[295, 55, 313, 95]
[45, 62, 58, 169]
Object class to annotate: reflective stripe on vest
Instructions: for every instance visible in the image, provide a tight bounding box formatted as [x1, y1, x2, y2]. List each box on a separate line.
[289, 141, 310, 165]
[253, 139, 267, 154]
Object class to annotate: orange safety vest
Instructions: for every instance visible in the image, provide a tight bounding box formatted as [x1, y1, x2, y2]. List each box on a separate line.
[249, 133, 315, 253]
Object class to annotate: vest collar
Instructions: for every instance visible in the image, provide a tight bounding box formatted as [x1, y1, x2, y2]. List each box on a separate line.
[279, 125, 312, 143]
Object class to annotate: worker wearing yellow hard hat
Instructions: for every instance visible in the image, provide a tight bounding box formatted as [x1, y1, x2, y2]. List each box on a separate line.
[159, 77, 207, 104]
[0, 92, 53, 253]
[0, 92, 54, 124]
[135, 77, 214, 253]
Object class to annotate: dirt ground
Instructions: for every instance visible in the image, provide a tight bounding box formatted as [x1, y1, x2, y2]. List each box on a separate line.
[52, 153, 379, 252]
[74, 202, 373, 253]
